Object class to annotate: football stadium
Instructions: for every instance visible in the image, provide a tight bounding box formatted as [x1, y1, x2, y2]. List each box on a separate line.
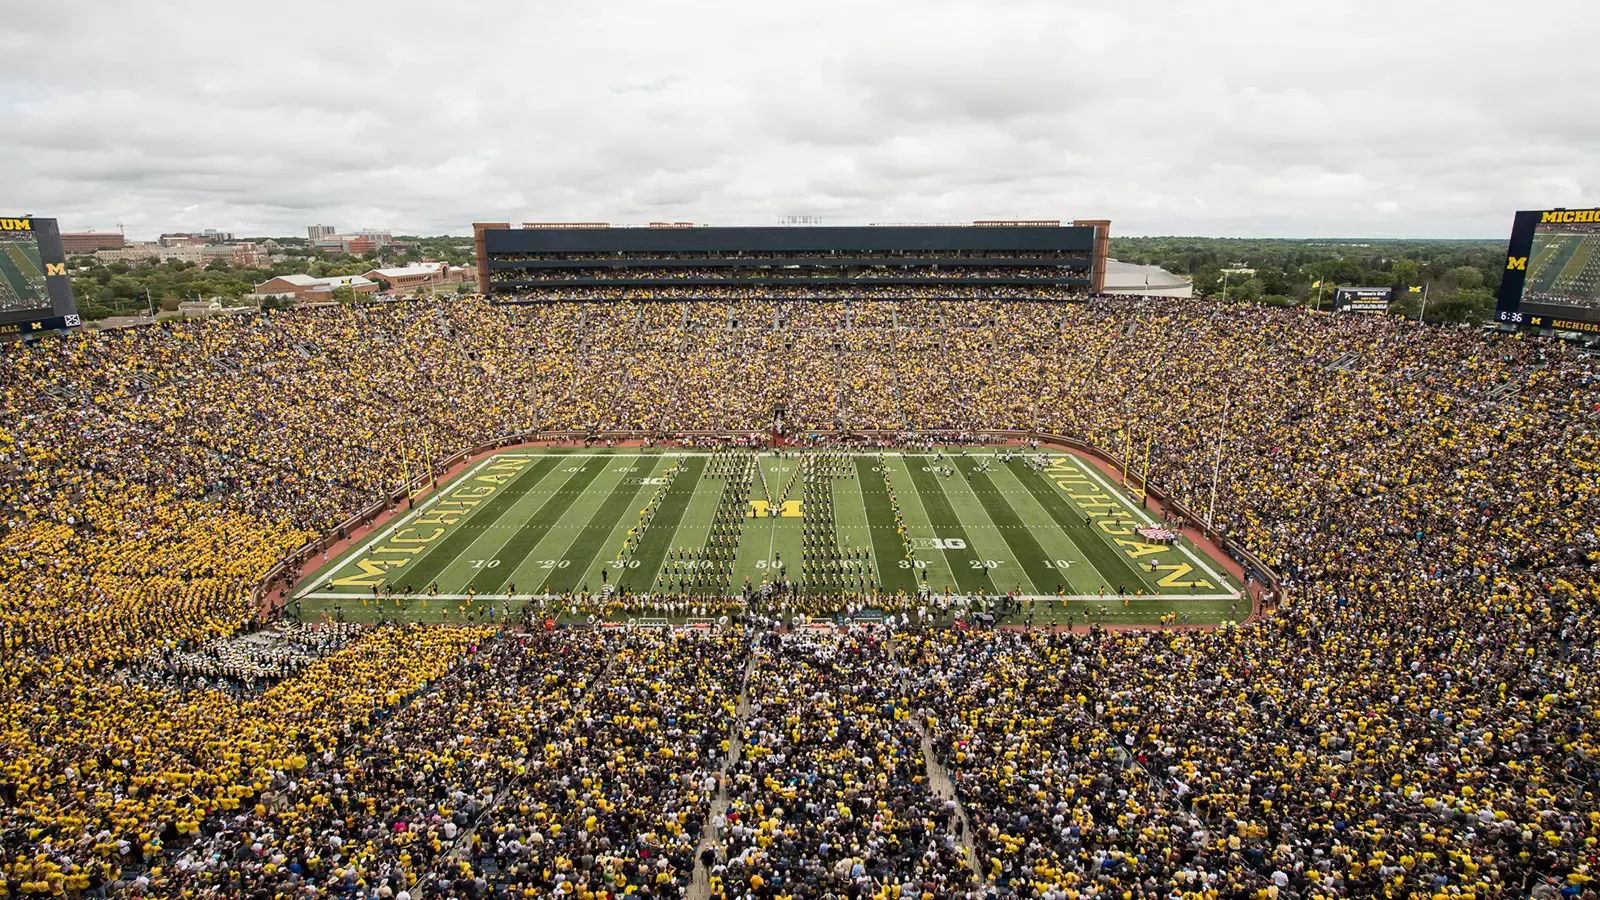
[4, 223, 1598, 899]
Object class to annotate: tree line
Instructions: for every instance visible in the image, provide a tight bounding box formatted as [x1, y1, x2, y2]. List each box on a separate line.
[67, 234, 1509, 325]
[1109, 236, 1507, 324]
[67, 236, 476, 320]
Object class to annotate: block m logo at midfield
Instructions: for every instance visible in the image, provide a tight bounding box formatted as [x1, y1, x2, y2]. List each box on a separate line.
[749, 500, 802, 517]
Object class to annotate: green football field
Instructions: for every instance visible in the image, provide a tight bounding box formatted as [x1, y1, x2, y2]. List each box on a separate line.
[1527, 232, 1600, 301]
[0, 235, 50, 314]
[292, 448, 1246, 626]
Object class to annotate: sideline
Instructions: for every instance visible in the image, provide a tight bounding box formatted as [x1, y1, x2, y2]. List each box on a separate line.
[293, 455, 501, 599]
[273, 436, 1269, 629]
[1064, 454, 1238, 594]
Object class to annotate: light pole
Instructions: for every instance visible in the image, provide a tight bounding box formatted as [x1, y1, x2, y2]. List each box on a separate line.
[1416, 282, 1431, 325]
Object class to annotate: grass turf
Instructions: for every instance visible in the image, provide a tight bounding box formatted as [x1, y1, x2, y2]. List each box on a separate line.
[293, 448, 1246, 627]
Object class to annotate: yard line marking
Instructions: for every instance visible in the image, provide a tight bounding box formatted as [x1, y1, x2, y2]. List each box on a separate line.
[1062, 455, 1238, 595]
[294, 455, 501, 599]
[295, 591, 1243, 603]
[942, 459, 1041, 595]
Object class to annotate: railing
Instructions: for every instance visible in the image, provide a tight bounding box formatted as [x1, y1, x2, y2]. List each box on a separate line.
[1027, 431, 1282, 618]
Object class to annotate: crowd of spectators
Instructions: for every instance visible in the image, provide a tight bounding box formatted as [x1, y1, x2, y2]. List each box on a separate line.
[133, 621, 364, 694]
[1, 293, 1596, 897]
[714, 631, 973, 899]
[488, 252, 1086, 263]
[490, 268, 1076, 283]
[497, 285, 1083, 302]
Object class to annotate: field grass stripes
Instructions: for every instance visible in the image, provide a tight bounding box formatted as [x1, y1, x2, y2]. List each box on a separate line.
[952, 457, 1057, 595]
[619, 457, 708, 592]
[392, 456, 565, 589]
[854, 458, 917, 595]
[469, 461, 611, 594]
[549, 457, 669, 594]
[901, 460, 998, 596]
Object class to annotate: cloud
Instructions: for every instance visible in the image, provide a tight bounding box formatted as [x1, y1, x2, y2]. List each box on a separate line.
[1, 0, 1595, 239]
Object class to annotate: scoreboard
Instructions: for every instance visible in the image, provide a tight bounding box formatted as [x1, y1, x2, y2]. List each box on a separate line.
[0, 217, 80, 334]
[1495, 207, 1600, 334]
[1333, 286, 1391, 315]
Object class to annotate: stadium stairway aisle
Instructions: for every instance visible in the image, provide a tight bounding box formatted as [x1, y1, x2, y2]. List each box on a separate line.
[688, 643, 760, 900]
[891, 637, 984, 881]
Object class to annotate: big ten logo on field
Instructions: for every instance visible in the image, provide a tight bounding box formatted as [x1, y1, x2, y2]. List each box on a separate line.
[0, 218, 32, 231]
[748, 500, 802, 517]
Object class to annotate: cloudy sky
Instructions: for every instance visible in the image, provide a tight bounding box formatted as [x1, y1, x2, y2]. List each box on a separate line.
[2, 0, 1595, 239]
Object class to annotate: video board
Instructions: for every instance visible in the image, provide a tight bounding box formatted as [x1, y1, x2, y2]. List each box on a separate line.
[1332, 286, 1391, 315]
[0, 217, 80, 333]
[1495, 208, 1600, 334]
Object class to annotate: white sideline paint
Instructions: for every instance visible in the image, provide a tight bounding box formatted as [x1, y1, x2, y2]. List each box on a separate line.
[1060, 455, 1238, 595]
[298, 448, 1240, 603]
[295, 454, 645, 599]
[308, 585, 1234, 603]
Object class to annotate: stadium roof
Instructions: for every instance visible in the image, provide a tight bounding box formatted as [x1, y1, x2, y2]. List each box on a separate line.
[1102, 259, 1191, 296]
[271, 273, 377, 289]
[367, 264, 442, 279]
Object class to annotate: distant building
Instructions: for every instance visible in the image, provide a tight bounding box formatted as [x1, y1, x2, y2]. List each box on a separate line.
[362, 263, 446, 294]
[312, 235, 376, 255]
[159, 233, 209, 248]
[179, 246, 219, 264]
[96, 243, 252, 266]
[251, 273, 378, 303]
[61, 231, 125, 253]
[95, 243, 164, 263]
[353, 228, 392, 248]
[231, 242, 266, 268]
[200, 229, 234, 242]
[176, 299, 225, 315]
[1100, 259, 1192, 298]
[308, 224, 336, 240]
